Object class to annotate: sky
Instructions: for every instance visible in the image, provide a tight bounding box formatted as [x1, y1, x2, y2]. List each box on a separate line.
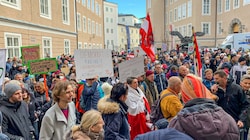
[107, 0, 146, 18]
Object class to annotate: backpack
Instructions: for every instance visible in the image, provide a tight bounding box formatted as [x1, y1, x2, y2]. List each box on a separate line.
[150, 93, 174, 124]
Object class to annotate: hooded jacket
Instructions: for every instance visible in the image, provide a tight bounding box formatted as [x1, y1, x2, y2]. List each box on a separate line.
[98, 96, 130, 140]
[168, 98, 239, 140]
[0, 98, 34, 140]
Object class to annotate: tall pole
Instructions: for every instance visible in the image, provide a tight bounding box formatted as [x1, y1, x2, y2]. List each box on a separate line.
[214, 0, 218, 48]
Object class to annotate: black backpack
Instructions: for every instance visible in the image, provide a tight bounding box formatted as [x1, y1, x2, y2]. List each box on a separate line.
[150, 93, 174, 124]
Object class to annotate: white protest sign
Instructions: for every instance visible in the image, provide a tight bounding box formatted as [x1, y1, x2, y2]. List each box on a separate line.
[118, 56, 144, 83]
[74, 49, 114, 80]
[0, 49, 6, 85]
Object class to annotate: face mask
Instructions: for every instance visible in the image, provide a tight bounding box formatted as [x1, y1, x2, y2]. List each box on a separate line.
[59, 76, 64, 79]
[205, 60, 209, 63]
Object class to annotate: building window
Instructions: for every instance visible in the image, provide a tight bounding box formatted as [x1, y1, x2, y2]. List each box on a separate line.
[217, 22, 222, 34]
[42, 37, 52, 58]
[4, 33, 21, 58]
[96, 23, 99, 36]
[178, 6, 181, 20]
[87, 0, 90, 9]
[105, 7, 108, 12]
[84, 43, 87, 48]
[89, 43, 92, 48]
[78, 42, 82, 49]
[110, 8, 113, 12]
[99, 5, 101, 16]
[40, 0, 51, 18]
[88, 19, 91, 34]
[187, 0, 192, 17]
[182, 3, 186, 19]
[106, 28, 109, 33]
[122, 18, 125, 22]
[64, 40, 70, 55]
[233, 0, 239, 9]
[99, 24, 102, 36]
[111, 29, 113, 34]
[202, 0, 210, 15]
[110, 18, 113, 23]
[121, 28, 124, 32]
[169, 10, 173, 23]
[187, 23, 192, 36]
[243, 0, 250, 5]
[121, 38, 124, 43]
[77, 13, 81, 31]
[95, 2, 99, 15]
[202, 22, 210, 35]
[92, 21, 95, 34]
[106, 17, 109, 23]
[183, 26, 187, 36]
[1, 0, 21, 10]
[147, 0, 151, 8]
[62, 0, 69, 24]
[217, 0, 222, 13]
[174, 8, 177, 21]
[83, 16, 86, 32]
[92, 0, 95, 12]
[82, 0, 86, 6]
[225, 0, 230, 11]
[179, 27, 182, 34]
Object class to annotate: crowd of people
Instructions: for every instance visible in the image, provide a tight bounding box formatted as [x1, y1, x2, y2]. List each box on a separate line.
[0, 47, 250, 140]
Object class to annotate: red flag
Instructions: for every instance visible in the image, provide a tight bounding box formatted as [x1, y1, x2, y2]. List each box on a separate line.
[192, 27, 202, 77]
[140, 13, 155, 62]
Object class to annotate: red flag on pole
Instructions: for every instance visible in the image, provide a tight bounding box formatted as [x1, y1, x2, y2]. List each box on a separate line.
[192, 26, 202, 77]
[140, 13, 155, 62]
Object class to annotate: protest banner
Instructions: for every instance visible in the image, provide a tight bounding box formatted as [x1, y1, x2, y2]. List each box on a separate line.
[28, 58, 58, 75]
[21, 45, 40, 66]
[74, 49, 113, 80]
[118, 56, 144, 83]
[0, 49, 6, 85]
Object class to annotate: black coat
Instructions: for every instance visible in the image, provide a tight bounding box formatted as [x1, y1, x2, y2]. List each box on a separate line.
[0, 99, 34, 140]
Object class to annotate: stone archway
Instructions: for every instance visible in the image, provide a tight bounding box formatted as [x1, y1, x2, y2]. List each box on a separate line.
[228, 18, 243, 34]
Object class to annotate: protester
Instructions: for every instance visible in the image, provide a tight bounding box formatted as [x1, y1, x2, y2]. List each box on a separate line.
[0, 83, 35, 140]
[39, 80, 76, 140]
[140, 70, 159, 107]
[202, 68, 215, 91]
[65, 110, 104, 140]
[126, 77, 151, 139]
[230, 56, 248, 84]
[160, 76, 183, 121]
[211, 70, 249, 128]
[169, 74, 239, 140]
[154, 63, 168, 94]
[80, 76, 100, 111]
[98, 83, 130, 140]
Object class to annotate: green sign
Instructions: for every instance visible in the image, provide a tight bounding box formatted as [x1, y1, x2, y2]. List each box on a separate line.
[28, 58, 58, 74]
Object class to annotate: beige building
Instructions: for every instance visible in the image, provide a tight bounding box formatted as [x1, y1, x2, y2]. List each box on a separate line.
[147, 0, 250, 51]
[117, 24, 140, 52]
[0, 0, 104, 59]
[76, 0, 104, 50]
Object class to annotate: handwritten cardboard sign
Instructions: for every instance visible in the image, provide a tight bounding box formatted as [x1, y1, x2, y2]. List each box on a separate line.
[28, 58, 58, 74]
[21, 45, 40, 66]
[118, 56, 144, 83]
[74, 49, 114, 80]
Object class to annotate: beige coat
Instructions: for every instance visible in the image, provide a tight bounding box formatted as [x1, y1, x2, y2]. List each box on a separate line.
[39, 102, 76, 140]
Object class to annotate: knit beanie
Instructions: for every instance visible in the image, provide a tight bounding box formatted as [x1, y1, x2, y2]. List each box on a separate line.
[146, 70, 154, 77]
[181, 74, 218, 103]
[4, 83, 22, 99]
[102, 82, 113, 96]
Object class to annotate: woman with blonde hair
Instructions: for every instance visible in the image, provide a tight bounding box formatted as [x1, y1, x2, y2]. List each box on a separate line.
[66, 110, 104, 140]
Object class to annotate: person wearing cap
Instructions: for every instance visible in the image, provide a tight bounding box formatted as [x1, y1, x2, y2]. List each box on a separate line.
[169, 74, 239, 140]
[0, 83, 34, 140]
[140, 70, 159, 107]
[230, 56, 248, 84]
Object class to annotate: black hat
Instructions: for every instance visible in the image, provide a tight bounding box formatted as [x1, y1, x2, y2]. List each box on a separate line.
[238, 56, 246, 63]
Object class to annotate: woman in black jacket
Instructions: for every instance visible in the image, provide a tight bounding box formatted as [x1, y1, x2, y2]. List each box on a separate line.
[98, 83, 130, 140]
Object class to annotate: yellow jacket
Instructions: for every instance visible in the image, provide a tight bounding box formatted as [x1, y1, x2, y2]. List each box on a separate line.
[160, 88, 183, 121]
